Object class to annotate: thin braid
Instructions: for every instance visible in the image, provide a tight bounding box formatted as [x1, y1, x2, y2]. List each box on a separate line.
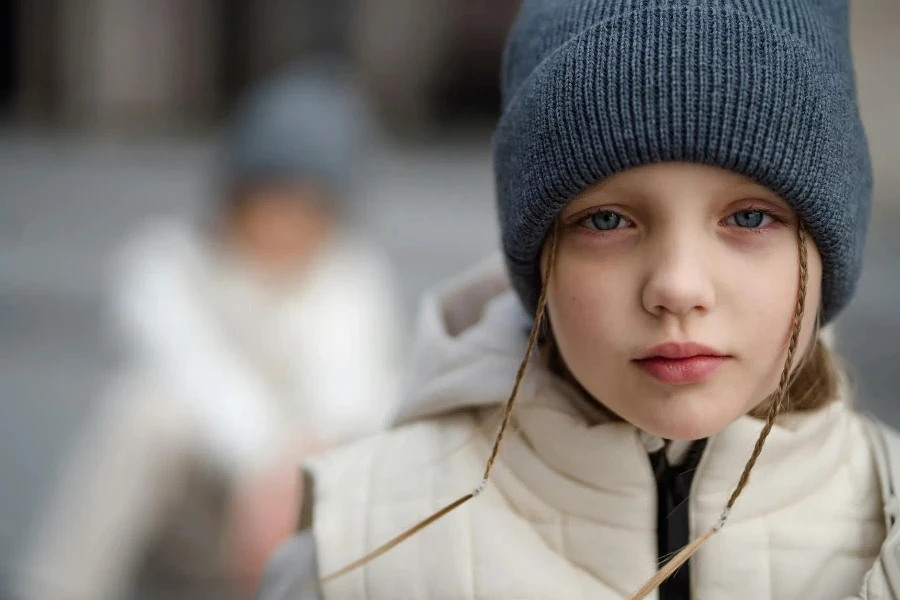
[725, 225, 808, 509]
[313, 222, 561, 590]
[483, 220, 560, 479]
[320, 494, 472, 584]
[630, 225, 810, 600]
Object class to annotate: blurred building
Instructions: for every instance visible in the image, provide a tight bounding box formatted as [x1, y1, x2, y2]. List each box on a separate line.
[1, 0, 518, 134]
[1, 0, 897, 148]
[7, 0, 357, 129]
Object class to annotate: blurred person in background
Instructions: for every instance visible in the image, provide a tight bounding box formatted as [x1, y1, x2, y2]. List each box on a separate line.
[14, 58, 403, 600]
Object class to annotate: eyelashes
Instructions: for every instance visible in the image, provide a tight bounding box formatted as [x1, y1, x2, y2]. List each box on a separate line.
[730, 204, 791, 226]
[579, 209, 633, 231]
[568, 203, 793, 234]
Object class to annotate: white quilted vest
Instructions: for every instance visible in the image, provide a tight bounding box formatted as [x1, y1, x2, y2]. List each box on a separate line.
[308, 258, 898, 599]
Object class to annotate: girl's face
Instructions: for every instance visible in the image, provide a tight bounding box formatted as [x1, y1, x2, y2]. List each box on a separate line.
[547, 163, 822, 441]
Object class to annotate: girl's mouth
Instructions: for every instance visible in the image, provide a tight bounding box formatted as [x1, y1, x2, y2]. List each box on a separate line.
[633, 342, 730, 384]
[633, 355, 729, 384]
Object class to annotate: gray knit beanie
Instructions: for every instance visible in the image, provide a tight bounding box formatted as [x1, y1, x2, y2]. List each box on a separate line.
[223, 58, 369, 200]
[493, 0, 872, 323]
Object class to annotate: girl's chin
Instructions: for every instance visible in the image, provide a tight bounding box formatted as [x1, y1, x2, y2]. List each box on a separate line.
[627, 401, 748, 441]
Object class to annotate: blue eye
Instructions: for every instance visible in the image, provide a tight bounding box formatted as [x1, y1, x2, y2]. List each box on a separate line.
[584, 210, 630, 231]
[727, 210, 773, 228]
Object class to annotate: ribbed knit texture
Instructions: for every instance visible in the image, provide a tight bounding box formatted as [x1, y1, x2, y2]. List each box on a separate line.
[493, 0, 872, 323]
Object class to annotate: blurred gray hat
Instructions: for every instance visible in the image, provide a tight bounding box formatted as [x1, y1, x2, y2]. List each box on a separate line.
[223, 58, 371, 199]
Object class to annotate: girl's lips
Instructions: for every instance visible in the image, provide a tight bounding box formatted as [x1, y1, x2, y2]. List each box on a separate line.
[633, 355, 729, 384]
[636, 342, 726, 360]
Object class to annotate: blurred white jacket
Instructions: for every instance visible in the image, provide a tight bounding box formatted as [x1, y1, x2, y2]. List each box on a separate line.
[111, 219, 404, 471]
[15, 219, 404, 600]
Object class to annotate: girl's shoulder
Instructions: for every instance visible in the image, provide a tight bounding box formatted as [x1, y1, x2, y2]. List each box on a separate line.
[854, 414, 900, 599]
[858, 414, 900, 522]
[297, 411, 499, 597]
[307, 410, 488, 506]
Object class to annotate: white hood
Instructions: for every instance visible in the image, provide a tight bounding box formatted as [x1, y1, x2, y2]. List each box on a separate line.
[394, 254, 536, 426]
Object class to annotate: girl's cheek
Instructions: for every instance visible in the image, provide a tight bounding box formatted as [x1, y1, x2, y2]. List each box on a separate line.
[718, 222, 795, 255]
[563, 227, 640, 257]
[550, 262, 622, 345]
[735, 237, 822, 360]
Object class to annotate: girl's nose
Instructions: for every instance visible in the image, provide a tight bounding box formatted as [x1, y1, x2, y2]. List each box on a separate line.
[641, 238, 716, 319]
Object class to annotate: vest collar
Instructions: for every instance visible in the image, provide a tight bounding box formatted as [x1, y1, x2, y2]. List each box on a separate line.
[495, 370, 853, 530]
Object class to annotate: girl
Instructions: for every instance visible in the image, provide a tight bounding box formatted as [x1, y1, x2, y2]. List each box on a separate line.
[261, 1, 900, 598]
[15, 61, 402, 600]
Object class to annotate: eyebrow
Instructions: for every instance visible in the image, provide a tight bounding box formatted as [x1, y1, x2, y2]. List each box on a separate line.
[569, 182, 645, 206]
[726, 182, 788, 204]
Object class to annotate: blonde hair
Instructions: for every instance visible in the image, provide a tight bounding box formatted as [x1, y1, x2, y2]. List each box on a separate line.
[320, 221, 821, 599]
[756, 335, 840, 415]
